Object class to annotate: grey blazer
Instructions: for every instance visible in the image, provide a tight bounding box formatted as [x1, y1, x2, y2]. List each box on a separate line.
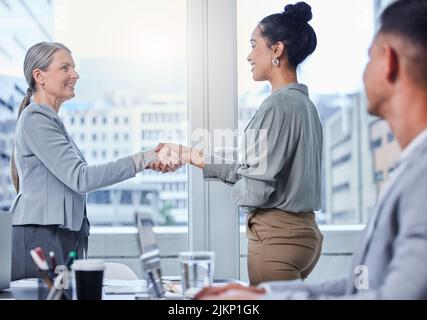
[10, 103, 137, 231]
[263, 135, 427, 299]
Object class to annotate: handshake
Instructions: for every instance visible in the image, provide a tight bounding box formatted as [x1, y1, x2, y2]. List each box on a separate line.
[144, 143, 204, 173]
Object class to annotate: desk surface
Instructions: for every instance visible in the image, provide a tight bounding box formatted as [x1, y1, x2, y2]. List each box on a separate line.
[0, 279, 139, 300]
[0, 278, 245, 300]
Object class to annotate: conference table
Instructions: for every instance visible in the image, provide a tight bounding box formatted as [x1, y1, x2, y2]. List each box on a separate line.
[0, 278, 245, 300]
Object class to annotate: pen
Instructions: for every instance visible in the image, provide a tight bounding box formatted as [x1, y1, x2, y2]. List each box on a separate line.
[30, 249, 53, 289]
[65, 250, 77, 269]
[33, 246, 55, 278]
[33, 247, 49, 270]
[31, 248, 49, 271]
[49, 251, 57, 271]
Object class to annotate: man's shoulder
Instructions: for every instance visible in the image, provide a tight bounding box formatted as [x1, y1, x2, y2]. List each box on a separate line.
[406, 141, 427, 181]
[395, 150, 427, 218]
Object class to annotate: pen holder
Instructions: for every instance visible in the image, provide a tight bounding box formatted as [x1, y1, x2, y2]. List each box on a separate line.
[38, 272, 74, 300]
[37, 277, 50, 300]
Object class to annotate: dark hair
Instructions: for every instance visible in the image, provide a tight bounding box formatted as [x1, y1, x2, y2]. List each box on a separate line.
[259, 2, 317, 69]
[379, 0, 427, 85]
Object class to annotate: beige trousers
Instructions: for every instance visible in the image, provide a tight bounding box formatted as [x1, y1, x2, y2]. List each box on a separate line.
[246, 208, 323, 285]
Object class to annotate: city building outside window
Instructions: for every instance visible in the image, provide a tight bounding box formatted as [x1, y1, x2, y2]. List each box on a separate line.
[0, 0, 190, 231]
[237, 0, 396, 226]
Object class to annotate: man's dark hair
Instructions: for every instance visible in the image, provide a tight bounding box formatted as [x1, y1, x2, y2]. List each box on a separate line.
[380, 0, 427, 85]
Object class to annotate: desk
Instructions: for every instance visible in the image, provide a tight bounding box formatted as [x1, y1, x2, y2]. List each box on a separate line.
[0, 278, 244, 300]
[0, 279, 140, 300]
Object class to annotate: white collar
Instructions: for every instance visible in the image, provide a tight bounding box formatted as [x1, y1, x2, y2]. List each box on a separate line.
[398, 128, 427, 163]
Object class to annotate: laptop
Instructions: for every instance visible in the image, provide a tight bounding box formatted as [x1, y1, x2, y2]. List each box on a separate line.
[134, 213, 246, 299]
[0, 211, 12, 290]
[135, 213, 168, 299]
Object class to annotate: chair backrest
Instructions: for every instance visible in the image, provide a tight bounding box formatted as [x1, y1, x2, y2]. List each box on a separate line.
[104, 262, 139, 280]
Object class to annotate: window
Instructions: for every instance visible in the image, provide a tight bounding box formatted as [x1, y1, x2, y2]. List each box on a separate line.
[0, 0, 187, 230]
[0, 0, 293, 280]
[332, 182, 351, 194]
[237, 0, 382, 228]
[371, 137, 382, 150]
[375, 170, 384, 182]
[120, 190, 132, 205]
[332, 154, 352, 167]
[177, 199, 185, 209]
[140, 192, 153, 205]
[87, 190, 112, 204]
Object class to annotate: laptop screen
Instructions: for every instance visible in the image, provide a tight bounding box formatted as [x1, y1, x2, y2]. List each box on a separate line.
[136, 215, 158, 256]
[135, 213, 164, 298]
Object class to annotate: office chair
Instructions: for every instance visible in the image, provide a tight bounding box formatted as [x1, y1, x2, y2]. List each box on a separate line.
[104, 262, 139, 280]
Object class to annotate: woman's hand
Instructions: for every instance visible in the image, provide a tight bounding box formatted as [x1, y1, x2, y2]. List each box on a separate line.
[147, 143, 205, 172]
[145, 143, 183, 173]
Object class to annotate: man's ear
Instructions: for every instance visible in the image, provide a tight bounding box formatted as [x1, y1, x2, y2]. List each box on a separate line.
[384, 45, 399, 84]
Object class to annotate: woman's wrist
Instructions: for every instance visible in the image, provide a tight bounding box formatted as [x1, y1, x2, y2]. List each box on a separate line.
[132, 150, 157, 172]
[189, 148, 205, 169]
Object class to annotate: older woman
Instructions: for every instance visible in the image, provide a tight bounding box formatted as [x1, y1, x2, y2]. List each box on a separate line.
[10, 42, 178, 280]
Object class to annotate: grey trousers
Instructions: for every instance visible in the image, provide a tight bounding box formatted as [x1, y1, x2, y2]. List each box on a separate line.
[12, 221, 89, 281]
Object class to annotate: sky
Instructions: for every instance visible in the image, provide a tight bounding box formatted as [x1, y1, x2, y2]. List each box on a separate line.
[53, 0, 187, 103]
[54, 0, 186, 60]
[52, 0, 375, 103]
[237, 0, 375, 97]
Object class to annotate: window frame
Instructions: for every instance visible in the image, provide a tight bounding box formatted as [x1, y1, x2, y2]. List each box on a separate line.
[187, 0, 240, 280]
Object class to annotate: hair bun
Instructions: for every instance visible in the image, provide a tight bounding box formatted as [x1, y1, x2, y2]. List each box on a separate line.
[283, 2, 312, 22]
